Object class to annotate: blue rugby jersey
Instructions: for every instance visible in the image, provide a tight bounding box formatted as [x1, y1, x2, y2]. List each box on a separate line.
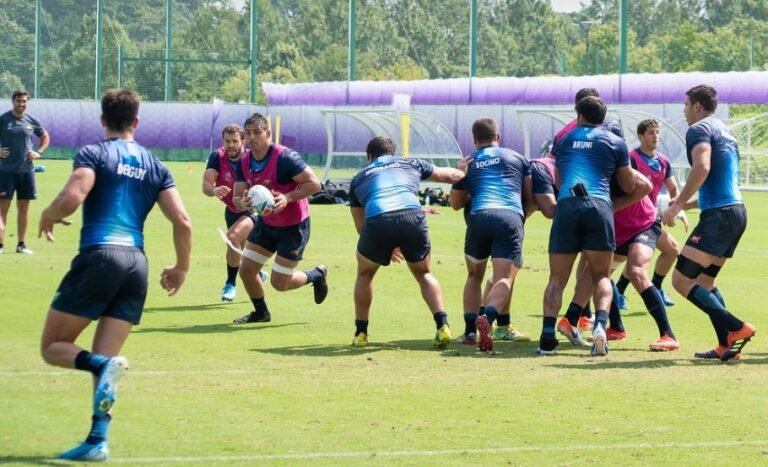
[74, 138, 175, 250]
[685, 116, 742, 211]
[453, 146, 529, 216]
[556, 125, 629, 203]
[349, 156, 433, 218]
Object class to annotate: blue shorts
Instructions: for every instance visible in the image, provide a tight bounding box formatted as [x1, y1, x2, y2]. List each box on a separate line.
[615, 219, 662, 256]
[247, 217, 310, 261]
[224, 207, 258, 229]
[51, 245, 148, 325]
[686, 204, 747, 258]
[549, 196, 615, 254]
[465, 208, 525, 267]
[0, 171, 36, 200]
[357, 208, 430, 266]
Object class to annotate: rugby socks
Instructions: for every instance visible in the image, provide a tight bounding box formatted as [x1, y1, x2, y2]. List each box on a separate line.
[304, 267, 323, 284]
[687, 285, 744, 337]
[608, 281, 625, 332]
[251, 296, 269, 314]
[640, 286, 674, 338]
[711, 288, 726, 307]
[433, 311, 448, 329]
[355, 319, 369, 335]
[565, 302, 583, 327]
[594, 310, 609, 330]
[709, 288, 728, 345]
[74, 351, 109, 376]
[226, 265, 239, 286]
[85, 414, 111, 445]
[484, 306, 499, 327]
[542, 316, 556, 336]
[478, 306, 486, 316]
[463, 312, 478, 335]
[496, 313, 510, 328]
[652, 273, 666, 290]
[616, 274, 631, 295]
[581, 302, 592, 317]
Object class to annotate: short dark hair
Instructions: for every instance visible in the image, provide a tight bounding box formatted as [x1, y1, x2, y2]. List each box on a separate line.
[366, 136, 396, 160]
[686, 84, 718, 112]
[637, 118, 659, 135]
[222, 123, 245, 139]
[575, 96, 607, 125]
[11, 90, 28, 101]
[244, 112, 270, 130]
[101, 89, 140, 132]
[575, 87, 599, 105]
[472, 118, 498, 144]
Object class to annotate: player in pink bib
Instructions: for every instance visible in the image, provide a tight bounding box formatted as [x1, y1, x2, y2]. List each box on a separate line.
[231, 113, 326, 324]
[202, 124, 261, 302]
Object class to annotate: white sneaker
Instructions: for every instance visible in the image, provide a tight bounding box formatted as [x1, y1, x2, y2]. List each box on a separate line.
[591, 323, 609, 356]
[16, 244, 33, 254]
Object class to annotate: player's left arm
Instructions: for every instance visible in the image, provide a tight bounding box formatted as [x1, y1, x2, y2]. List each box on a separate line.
[428, 167, 465, 184]
[28, 130, 50, 161]
[38, 167, 95, 241]
[664, 143, 709, 226]
[613, 169, 652, 213]
[272, 167, 321, 214]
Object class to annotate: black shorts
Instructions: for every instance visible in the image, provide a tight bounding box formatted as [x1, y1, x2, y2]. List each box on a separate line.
[358, 208, 430, 266]
[0, 172, 36, 200]
[224, 207, 258, 229]
[549, 196, 615, 254]
[686, 204, 747, 258]
[247, 217, 310, 261]
[615, 219, 662, 256]
[465, 208, 525, 267]
[51, 245, 148, 325]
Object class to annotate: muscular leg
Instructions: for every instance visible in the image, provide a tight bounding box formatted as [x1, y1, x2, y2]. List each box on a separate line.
[16, 199, 30, 244]
[581, 249, 614, 327]
[543, 253, 578, 322]
[226, 216, 255, 269]
[40, 309, 93, 369]
[239, 241, 271, 299]
[270, 255, 311, 291]
[463, 258, 486, 316]
[0, 198, 11, 246]
[653, 230, 679, 296]
[406, 253, 446, 314]
[626, 243, 674, 339]
[354, 252, 379, 322]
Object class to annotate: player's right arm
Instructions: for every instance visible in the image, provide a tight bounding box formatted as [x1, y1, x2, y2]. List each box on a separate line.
[38, 167, 95, 241]
[428, 167, 465, 184]
[157, 188, 192, 296]
[202, 169, 230, 198]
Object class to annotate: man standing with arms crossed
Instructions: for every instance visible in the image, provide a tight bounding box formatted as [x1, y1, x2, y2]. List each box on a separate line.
[664, 84, 755, 361]
[39, 89, 192, 461]
[0, 90, 50, 254]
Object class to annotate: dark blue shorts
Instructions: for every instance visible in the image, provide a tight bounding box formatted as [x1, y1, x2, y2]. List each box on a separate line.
[465, 208, 525, 267]
[358, 208, 430, 266]
[0, 171, 36, 200]
[51, 245, 148, 325]
[615, 219, 662, 256]
[224, 207, 258, 229]
[247, 217, 310, 261]
[686, 204, 747, 258]
[549, 196, 615, 254]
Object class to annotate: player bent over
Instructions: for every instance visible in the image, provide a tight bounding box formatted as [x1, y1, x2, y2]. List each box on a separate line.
[202, 123, 261, 301]
[449, 118, 533, 351]
[232, 113, 326, 324]
[349, 137, 464, 348]
[664, 85, 755, 361]
[39, 89, 192, 461]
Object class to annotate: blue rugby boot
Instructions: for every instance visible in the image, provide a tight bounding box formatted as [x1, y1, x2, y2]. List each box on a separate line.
[57, 440, 108, 462]
[93, 356, 129, 417]
[221, 283, 237, 302]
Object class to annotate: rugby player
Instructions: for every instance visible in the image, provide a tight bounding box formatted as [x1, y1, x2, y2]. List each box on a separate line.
[349, 136, 464, 348]
[39, 89, 192, 461]
[664, 84, 755, 360]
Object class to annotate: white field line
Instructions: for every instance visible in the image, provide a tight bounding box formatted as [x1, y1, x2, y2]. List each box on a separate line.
[106, 440, 767, 463]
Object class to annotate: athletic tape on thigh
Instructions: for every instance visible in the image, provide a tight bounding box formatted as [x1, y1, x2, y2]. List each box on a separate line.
[675, 254, 703, 279]
[271, 262, 296, 275]
[702, 263, 722, 278]
[243, 248, 270, 265]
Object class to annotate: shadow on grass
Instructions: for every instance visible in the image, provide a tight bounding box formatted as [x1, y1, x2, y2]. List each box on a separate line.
[0, 456, 59, 465]
[143, 302, 247, 313]
[546, 354, 768, 369]
[135, 322, 307, 335]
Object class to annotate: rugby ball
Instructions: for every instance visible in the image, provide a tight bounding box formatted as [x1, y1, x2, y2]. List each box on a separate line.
[657, 193, 671, 215]
[248, 184, 275, 215]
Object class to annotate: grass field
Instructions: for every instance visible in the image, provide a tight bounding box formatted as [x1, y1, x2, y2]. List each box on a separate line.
[1, 160, 767, 465]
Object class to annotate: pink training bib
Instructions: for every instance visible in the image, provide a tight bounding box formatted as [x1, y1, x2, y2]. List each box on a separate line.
[215, 147, 240, 214]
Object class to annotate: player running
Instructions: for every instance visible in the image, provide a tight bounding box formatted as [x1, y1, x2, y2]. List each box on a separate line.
[202, 124, 261, 302]
[664, 84, 755, 361]
[538, 96, 636, 356]
[232, 113, 326, 324]
[449, 118, 533, 351]
[349, 137, 464, 348]
[39, 89, 192, 461]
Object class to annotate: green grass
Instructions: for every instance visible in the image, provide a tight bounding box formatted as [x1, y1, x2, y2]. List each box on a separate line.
[1, 160, 768, 465]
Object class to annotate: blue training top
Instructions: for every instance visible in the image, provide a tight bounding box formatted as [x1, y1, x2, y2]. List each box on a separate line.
[349, 155, 434, 218]
[74, 138, 175, 250]
[453, 146, 529, 216]
[556, 125, 630, 203]
[685, 116, 742, 211]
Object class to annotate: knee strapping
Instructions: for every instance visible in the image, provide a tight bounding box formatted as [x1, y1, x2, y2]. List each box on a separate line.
[702, 263, 722, 278]
[675, 254, 703, 279]
[243, 248, 270, 265]
[271, 262, 297, 275]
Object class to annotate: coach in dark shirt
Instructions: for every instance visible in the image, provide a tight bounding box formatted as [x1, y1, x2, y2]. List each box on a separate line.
[0, 90, 50, 254]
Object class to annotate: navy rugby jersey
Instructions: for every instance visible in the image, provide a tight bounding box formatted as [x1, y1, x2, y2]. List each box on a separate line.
[453, 146, 529, 216]
[685, 116, 742, 211]
[0, 111, 46, 174]
[74, 138, 175, 250]
[349, 156, 434, 218]
[556, 125, 629, 203]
